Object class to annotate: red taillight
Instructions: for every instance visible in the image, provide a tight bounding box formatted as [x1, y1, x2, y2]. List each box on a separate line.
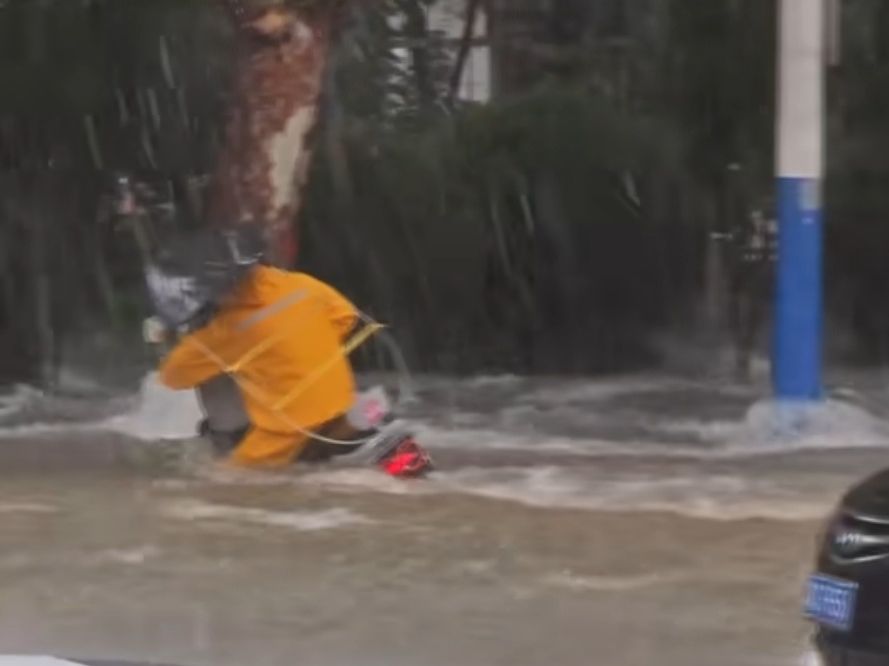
[378, 439, 432, 478]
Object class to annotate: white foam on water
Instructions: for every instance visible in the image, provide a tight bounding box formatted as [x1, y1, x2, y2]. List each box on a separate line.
[0, 421, 91, 438]
[519, 375, 693, 405]
[2, 369, 885, 444]
[464, 374, 522, 389]
[0, 373, 200, 441]
[160, 498, 372, 531]
[3, 384, 857, 526]
[412, 423, 628, 456]
[301, 467, 422, 496]
[94, 545, 162, 565]
[181, 463, 301, 487]
[658, 398, 889, 455]
[798, 650, 823, 666]
[415, 393, 889, 462]
[101, 372, 203, 440]
[543, 570, 691, 592]
[0, 385, 42, 421]
[301, 464, 835, 522]
[434, 467, 833, 521]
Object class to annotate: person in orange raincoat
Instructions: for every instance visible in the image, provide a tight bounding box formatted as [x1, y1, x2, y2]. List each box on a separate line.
[156, 265, 365, 468]
[142, 228, 383, 469]
[143, 228, 431, 475]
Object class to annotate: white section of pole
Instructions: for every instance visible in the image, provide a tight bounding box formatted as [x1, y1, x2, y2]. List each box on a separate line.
[777, 0, 825, 180]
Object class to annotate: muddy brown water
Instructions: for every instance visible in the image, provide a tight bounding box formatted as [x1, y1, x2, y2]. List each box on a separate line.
[1, 372, 886, 665]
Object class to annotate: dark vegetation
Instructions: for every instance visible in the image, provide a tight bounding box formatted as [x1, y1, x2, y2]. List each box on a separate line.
[0, 0, 887, 384]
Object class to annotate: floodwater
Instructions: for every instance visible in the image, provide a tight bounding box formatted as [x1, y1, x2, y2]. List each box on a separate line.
[1, 368, 888, 665]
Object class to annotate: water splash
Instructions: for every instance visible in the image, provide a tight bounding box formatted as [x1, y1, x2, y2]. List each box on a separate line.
[660, 398, 889, 454]
[102, 372, 203, 440]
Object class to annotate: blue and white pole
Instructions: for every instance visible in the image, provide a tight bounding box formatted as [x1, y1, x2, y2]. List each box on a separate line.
[773, 0, 825, 402]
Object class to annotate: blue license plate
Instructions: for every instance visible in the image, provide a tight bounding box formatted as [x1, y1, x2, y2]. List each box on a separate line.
[805, 573, 859, 632]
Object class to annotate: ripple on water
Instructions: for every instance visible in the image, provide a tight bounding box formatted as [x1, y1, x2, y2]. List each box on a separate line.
[158, 499, 374, 531]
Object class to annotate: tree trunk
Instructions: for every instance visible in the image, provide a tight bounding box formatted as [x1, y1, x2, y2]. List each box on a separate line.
[207, 0, 342, 267]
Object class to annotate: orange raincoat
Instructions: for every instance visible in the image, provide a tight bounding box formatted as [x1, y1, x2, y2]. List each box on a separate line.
[159, 266, 358, 467]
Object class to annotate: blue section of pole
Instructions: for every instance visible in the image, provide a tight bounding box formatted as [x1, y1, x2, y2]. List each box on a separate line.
[772, 176, 823, 401]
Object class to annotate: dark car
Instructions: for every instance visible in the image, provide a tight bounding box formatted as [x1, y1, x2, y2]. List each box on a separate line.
[806, 468, 889, 665]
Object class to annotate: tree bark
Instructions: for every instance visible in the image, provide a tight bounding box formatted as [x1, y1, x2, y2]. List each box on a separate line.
[208, 0, 343, 267]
